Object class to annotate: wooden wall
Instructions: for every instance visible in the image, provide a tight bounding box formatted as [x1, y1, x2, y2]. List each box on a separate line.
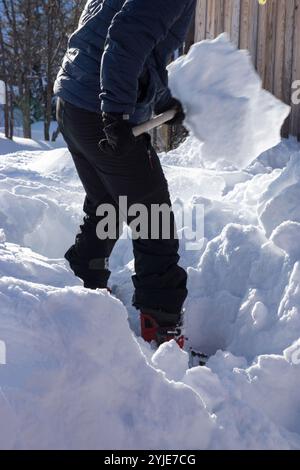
[194, 0, 300, 138]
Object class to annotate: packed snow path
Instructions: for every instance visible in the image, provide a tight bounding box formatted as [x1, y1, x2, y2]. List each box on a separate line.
[1, 133, 300, 449]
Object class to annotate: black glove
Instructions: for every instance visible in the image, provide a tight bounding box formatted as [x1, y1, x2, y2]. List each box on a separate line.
[99, 113, 136, 155]
[156, 97, 185, 126]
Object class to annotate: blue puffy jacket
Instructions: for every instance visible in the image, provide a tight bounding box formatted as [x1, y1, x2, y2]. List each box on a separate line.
[54, 0, 195, 124]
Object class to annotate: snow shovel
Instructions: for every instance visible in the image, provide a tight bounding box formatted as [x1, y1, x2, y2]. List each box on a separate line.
[132, 108, 177, 137]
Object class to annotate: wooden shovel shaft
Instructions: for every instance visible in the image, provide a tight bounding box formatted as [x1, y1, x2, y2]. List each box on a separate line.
[132, 108, 177, 137]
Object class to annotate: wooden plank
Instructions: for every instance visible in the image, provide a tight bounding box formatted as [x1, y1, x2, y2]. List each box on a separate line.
[264, 0, 278, 93]
[224, 0, 233, 35]
[274, 0, 286, 100]
[195, 0, 207, 42]
[290, 0, 300, 138]
[214, 0, 225, 36]
[230, 0, 241, 46]
[282, 0, 295, 137]
[247, 0, 259, 64]
[239, 0, 250, 50]
[238, 0, 258, 63]
[206, 0, 216, 39]
[256, 1, 268, 86]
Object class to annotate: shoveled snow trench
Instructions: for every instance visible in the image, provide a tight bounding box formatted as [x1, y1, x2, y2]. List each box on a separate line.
[0, 33, 300, 448]
[0, 133, 300, 449]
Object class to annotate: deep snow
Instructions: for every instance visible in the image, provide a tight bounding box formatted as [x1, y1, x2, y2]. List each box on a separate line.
[0, 34, 300, 449]
[1, 131, 300, 449]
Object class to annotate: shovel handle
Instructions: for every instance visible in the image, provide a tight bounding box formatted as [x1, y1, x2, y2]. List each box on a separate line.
[132, 109, 177, 137]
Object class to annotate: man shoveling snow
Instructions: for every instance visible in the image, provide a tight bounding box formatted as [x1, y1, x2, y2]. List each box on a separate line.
[54, 0, 196, 347]
[54, 0, 290, 351]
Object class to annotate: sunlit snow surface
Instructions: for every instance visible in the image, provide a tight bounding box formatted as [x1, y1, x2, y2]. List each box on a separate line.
[1, 131, 300, 449]
[0, 38, 296, 449]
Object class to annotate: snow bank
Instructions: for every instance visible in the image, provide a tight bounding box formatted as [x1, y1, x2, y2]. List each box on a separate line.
[186, 223, 296, 359]
[0, 149, 83, 257]
[1, 128, 300, 448]
[0, 275, 214, 450]
[258, 152, 300, 236]
[169, 34, 290, 169]
[0, 231, 297, 450]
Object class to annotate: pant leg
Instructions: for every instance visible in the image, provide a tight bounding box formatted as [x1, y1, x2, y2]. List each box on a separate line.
[129, 141, 188, 315]
[56, 98, 120, 288]
[96, 134, 187, 314]
[58, 98, 187, 315]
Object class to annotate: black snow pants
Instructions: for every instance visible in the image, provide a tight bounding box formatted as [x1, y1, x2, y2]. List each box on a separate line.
[56, 98, 187, 316]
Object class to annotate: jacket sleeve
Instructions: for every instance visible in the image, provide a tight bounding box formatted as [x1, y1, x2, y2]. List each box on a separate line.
[100, 0, 191, 115]
[154, 0, 196, 115]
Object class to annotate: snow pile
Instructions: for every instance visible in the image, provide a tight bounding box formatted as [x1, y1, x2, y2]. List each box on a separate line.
[258, 152, 300, 237]
[0, 148, 83, 257]
[0, 146, 216, 450]
[186, 223, 295, 359]
[169, 34, 290, 169]
[1, 135, 300, 449]
[0, 275, 214, 450]
[180, 139, 300, 363]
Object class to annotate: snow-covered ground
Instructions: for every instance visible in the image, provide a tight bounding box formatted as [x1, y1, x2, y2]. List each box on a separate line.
[1, 129, 300, 450]
[0, 121, 65, 154]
